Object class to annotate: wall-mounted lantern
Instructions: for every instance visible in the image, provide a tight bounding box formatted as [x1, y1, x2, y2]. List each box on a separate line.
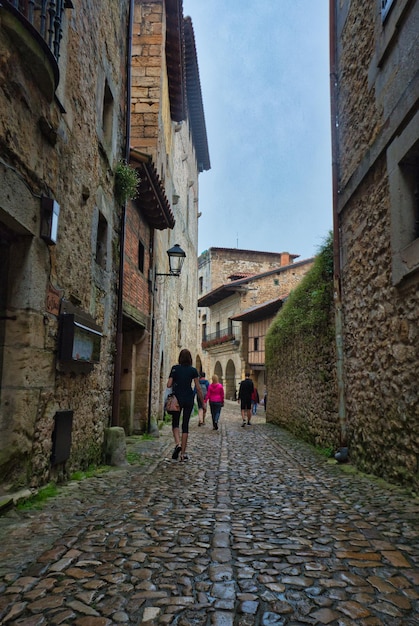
[41, 196, 60, 245]
[156, 244, 186, 277]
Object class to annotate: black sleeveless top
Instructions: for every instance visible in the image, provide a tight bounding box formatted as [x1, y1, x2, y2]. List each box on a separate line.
[169, 364, 199, 405]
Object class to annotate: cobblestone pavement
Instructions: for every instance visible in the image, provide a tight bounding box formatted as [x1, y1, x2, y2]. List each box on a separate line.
[1, 400, 418, 625]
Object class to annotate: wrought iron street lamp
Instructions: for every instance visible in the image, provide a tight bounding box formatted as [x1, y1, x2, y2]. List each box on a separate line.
[148, 243, 186, 433]
[156, 243, 186, 277]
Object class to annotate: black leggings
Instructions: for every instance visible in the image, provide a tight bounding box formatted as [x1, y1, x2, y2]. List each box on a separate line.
[171, 401, 194, 433]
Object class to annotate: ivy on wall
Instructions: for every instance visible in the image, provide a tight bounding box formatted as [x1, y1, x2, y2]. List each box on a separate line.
[265, 232, 334, 367]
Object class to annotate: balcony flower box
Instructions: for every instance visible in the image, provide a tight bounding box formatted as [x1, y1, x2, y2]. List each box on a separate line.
[202, 333, 235, 349]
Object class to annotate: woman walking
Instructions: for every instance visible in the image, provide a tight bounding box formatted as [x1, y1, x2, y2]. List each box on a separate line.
[205, 374, 225, 430]
[167, 349, 204, 462]
[197, 372, 210, 426]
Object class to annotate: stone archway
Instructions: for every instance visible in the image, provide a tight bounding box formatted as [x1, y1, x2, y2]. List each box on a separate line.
[214, 361, 223, 385]
[225, 359, 236, 400]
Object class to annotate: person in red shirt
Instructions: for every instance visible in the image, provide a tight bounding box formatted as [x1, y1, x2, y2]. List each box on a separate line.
[251, 387, 260, 415]
[205, 374, 225, 431]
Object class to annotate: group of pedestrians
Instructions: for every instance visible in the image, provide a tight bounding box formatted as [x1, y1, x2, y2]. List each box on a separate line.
[165, 349, 262, 462]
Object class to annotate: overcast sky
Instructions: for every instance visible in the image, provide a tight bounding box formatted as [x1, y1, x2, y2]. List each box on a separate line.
[182, 0, 332, 261]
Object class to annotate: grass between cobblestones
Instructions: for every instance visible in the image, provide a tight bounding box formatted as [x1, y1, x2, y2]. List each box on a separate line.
[10, 430, 163, 512]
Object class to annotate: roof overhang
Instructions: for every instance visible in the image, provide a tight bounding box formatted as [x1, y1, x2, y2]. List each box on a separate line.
[231, 296, 287, 322]
[198, 284, 243, 307]
[184, 16, 210, 172]
[166, 0, 186, 122]
[130, 150, 175, 230]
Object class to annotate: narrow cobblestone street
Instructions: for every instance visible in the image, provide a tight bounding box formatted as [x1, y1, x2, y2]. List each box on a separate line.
[1, 400, 418, 625]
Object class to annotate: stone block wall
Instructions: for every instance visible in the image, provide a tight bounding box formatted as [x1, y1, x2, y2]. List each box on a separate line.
[337, 3, 380, 187]
[265, 240, 339, 451]
[206, 249, 298, 290]
[152, 118, 201, 417]
[266, 328, 339, 450]
[335, 0, 419, 489]
[340, 158, 418, 488]
[130, 1, 203, 423]
[0, 1, 129, 490]
[131, 0, 164, 162]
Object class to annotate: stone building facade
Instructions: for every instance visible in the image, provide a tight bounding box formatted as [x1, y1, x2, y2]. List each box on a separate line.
[119, 1, 210, 433]
[0, 1, 130, 490]
[197, 248, 313, 399]
[332, 0, 419, 486]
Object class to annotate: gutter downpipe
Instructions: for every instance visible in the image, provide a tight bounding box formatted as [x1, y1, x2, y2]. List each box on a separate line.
[111, 0, 134, 426]
[147, 230, 156, 434]
[329, 0, 347, 450]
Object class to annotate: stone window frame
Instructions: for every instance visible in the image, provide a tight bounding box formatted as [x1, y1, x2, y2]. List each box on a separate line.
[387, 109, 419, 286]
[96, 70, 118, 163]
[381, 0, 395, 21]
[102, 80, 114, 149]
[138, 240, 145, 274]
[95, 212, 108, 270]
[376, 0, 412, 69]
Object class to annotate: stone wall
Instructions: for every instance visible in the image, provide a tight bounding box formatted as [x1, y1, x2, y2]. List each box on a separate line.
[265, 242, 340, 450]
[266, 329, 339, 450]
[130, 0, 163, 162]
[337, 2, 379, 187]
[335, 0, 419, 489]
[0, 1, 129, 490]
[340, 158, 418, 488]
[152, 117, 201, 417]
[131, 1, 202, 422]
[204, 249, 298, 290]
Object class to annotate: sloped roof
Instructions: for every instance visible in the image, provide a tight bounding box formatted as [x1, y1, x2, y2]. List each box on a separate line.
[197, 281, 244, 307]
[202, 247, 300, 260]
[130, 150, 175, 230]
[166, 0, 186, 122]
[231, 296, 287, 322]
[228, 273, 252, 281]
[184, 16, 210, 172]
[164, 4, 211, 174]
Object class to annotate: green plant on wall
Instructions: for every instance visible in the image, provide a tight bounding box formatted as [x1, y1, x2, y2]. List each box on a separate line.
[115, 161, 141, 204]
[265, 232, 334, 367]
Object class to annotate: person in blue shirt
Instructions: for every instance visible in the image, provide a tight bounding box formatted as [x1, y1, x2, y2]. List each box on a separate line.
[197, 372, 210, 426]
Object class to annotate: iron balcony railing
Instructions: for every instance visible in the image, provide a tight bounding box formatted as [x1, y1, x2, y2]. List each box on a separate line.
[202, 327, 236, 349]
[2, 0, 73, 60]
